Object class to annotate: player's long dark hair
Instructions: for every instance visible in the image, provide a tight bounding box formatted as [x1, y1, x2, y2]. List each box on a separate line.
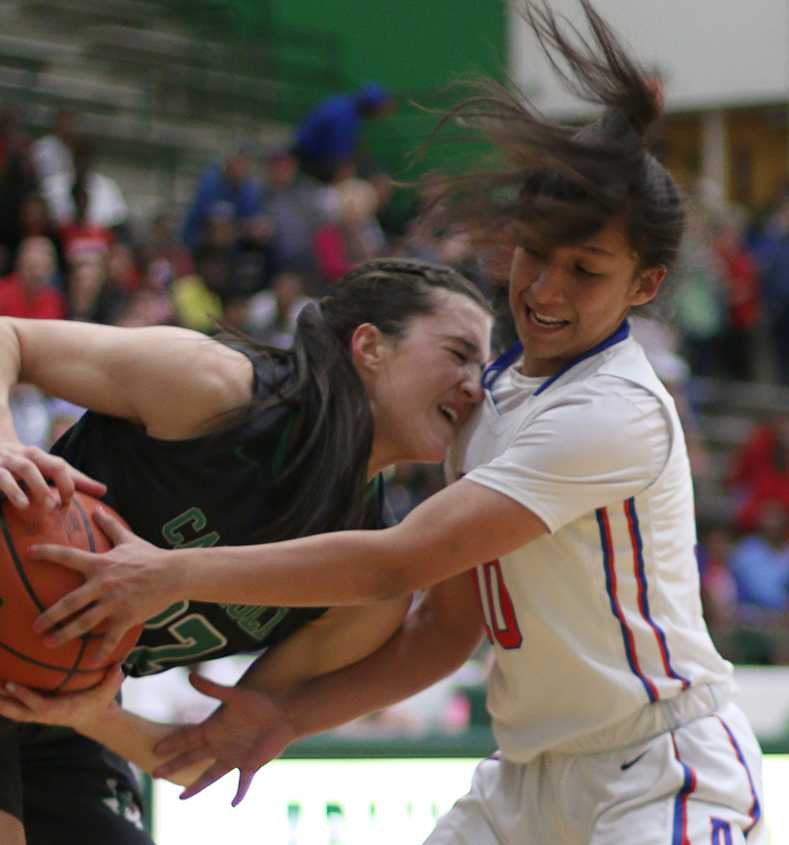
[426, 0, 685, 281]
[234, 258, 489, 542]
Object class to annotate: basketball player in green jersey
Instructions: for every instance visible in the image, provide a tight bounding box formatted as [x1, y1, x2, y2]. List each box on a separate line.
[0, 258, 491, 845]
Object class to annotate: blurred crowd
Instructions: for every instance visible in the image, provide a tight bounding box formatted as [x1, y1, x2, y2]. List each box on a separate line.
[2, 95, 789, 687]
[696, 413, 789, 667]
[670, 184, 789, 387]
[629, 183, 789, 668]
[0, 94, 487, 341]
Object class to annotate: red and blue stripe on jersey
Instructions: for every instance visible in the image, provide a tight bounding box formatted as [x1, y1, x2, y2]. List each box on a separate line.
[670, 719, 760, 843]
[718, 717, 761, 837]
[596, 497, 690, 704]
[671, 733, 697, 845]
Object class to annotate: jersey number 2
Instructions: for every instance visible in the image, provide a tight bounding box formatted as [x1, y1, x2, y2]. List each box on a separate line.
[475, 560, 523, 649]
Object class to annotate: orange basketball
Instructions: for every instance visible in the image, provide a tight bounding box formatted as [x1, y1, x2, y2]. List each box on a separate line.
[0, 491, 142, 692]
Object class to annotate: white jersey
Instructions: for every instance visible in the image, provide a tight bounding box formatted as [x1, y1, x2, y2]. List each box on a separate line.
[449, 326, 732, 763]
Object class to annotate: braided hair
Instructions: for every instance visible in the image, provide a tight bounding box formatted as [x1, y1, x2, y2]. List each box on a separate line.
[234, 258, 490, 541]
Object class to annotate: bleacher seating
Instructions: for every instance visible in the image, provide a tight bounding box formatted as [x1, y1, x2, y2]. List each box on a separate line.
[0, 0, 342, 217]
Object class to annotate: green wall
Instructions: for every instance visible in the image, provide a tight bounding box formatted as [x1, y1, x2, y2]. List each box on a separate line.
[232, 0, 507, 180]
[269, 2, 505, 88]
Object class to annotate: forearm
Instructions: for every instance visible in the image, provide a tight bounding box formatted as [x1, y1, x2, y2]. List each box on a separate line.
[0, 400, 18, 441]
[165, 480, 539, 609]
[80, 704, 212, 786]
[278, 577, 484, 739]
[0, 319, 22, 439]
[172, 529, 406, 608]
[237, 599, 410, 695]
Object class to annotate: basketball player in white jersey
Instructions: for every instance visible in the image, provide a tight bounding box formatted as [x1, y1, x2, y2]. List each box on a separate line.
[22, 1, 766, 842]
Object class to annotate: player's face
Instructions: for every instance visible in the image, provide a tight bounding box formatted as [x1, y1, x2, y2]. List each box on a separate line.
[509, 216, 666, 377]
[365, 291, 492, 473]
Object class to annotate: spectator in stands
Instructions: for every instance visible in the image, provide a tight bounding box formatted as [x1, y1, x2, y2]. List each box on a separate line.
[200, 200, 239, 250]
[695, 520, 739, 639]
[65, 251, 127, 324]
[314, 178, 386, 284]
[293, 82, 396, 183]
[141, 205, 193, 283]
[0, 109, 37, 275]
[0, 236, 64, 319]
[30, 108, 80, 183]
[181, 142, 266, 250]
[728, 413, 789, 532]
[232, 238, 272, 300]
[114, 286, 173, 328]
[0, 106, 26, 176]
[629, 314, 710, 478]
[736, 472, 789, 537]
[728, 413, 789, 493]
[711, 205, 762, 382]
[42, 140, 129, 235]
[755, 194, 789, 384]
[194, 199, 270, 301]
[170, 244, 228, 333]
[729, 502, 789, 613]
[59, 176, 115, 263]
[263, 146, 327, 285]
[673, 203, 728, 377]
[245, 271, 311, 348]
[10, 192, 67, 278]
[106, 241, 142, 295]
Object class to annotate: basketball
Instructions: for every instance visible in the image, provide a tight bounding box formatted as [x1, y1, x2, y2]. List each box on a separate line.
[0, 491, 142, 692]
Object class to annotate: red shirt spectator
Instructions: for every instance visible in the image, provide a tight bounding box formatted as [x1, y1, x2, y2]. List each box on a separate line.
[727, 416, 789, 533]
[0, 235, 64, 318]
[313, 178, 385, 283]
[736, 473, 789, 534]
[59, 221, 114, 263]
[313, 222, 351, 282]
[715, 235, 760, 330]
[0, 275, 64, 318]
[727, 416, 789, 490]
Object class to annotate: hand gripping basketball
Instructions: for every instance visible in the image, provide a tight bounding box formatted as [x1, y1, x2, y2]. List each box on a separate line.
[0, 665, 125, 727]
[0, 493, 143, 691]
[30, 508, 177, 666]
[0, 440, 107, 512]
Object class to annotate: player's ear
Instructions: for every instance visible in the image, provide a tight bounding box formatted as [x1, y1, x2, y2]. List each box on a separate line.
[629, 265, 666, 307]
[350, 323, 387, 375]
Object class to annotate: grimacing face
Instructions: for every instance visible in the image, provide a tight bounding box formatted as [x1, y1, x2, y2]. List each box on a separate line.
[508, 217, 666, 377]
[361, 290, 492, 473]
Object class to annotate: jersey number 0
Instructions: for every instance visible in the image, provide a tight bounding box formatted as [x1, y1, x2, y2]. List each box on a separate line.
[475, 560, 523, 649]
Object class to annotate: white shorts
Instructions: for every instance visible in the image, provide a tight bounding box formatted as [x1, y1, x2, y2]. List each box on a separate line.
[425, 693, 765, 845]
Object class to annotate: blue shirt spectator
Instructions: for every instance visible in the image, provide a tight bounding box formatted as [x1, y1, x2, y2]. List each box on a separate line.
[729, 505, 789, 611]
[750, 199, 789, 382]
[181, 145, 264, 249]
[293, 82, 395, 182]
[264, 147, 328, 280]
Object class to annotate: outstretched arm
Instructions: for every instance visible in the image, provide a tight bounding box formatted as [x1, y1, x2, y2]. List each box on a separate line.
[34, 478, 545, 659]
[153, 573, 484, 804]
